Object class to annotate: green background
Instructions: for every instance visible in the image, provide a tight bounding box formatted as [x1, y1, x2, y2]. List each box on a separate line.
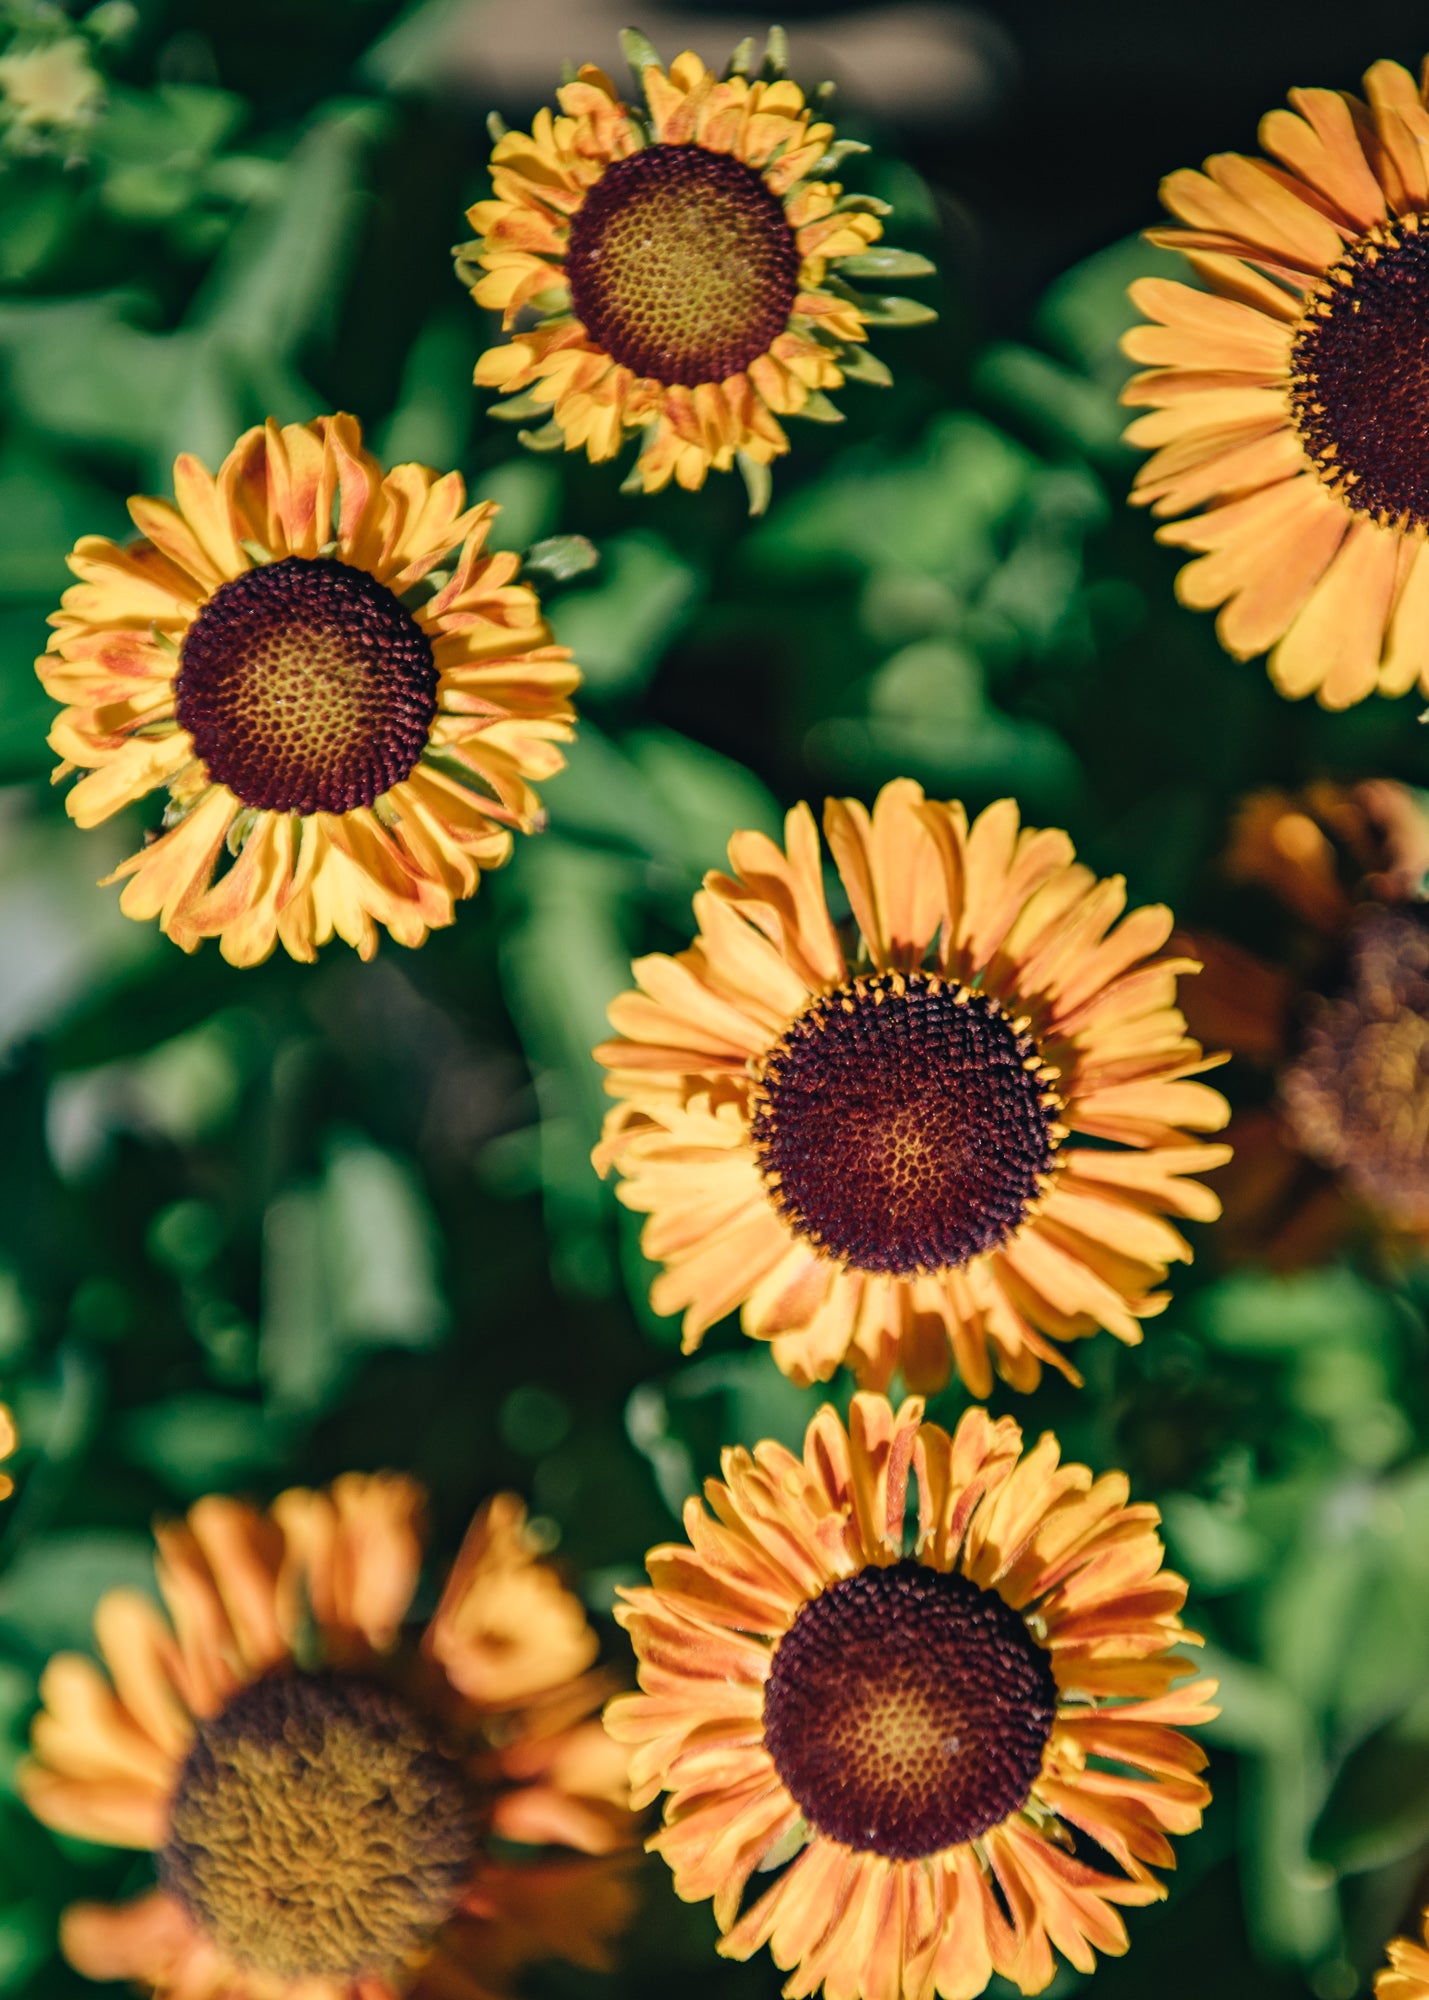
[1, 2, 1429, 1996]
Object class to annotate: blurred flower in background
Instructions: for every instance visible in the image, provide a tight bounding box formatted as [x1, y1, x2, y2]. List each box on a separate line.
[22, 1474, 634, 1995]
[1181, 780, 1429, 1267]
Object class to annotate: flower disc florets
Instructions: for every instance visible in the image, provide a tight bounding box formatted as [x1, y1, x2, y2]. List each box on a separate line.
[161, 1669, 482, 1981]
[750, 971, 1061, 1276]
[565, 142, 800, 385]
[1290, 215, 1429, 531]
[176, 556, 438, 816]
[762, 1559, 1057, 1859]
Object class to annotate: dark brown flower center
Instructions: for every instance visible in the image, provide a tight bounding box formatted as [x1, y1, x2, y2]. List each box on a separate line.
[565, 142, 800, 386]
[749, 971, 1060, 1276]
[161, 1670, 482, 1982]
[175, 556, 438, 815]
[1290, 215, 1429, 530]
[763, 1560, 1057, 1859]
[1281, 903, 1429, 1228]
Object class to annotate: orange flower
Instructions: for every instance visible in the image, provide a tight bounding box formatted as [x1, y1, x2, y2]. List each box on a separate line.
[461, 32, 933, 505]
[607, 1392, 1216, 2000]
[38, 413, 579, 964]
[1178, 779, 1429, 1266]
[1124, 55, 1429, 706]
[0, 1404, 15, 1501]
[22, 1478, 636, 1999]
[595, 778, 1230, 1396]
[1378, 1913, 1429, 2000]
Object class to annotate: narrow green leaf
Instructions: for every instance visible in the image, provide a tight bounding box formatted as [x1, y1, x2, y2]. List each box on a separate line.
[836, 345, 893, 386]
[725, 36, 755, 79]
[486, 110, 508, 142]
[525, 533, 600, 582]
[827, 279, 938, 327]
[737, 451, 772, 517]
[517, 421, 568, 452]
[832, 193, 893, 218]
[839, 247, 937, 281]
[761, 26, 789, 78]
[809, 139, 868, 176]
[489, 390, 549, 422]
[797, 391, 845, 424]
[620, 27, 663, 78]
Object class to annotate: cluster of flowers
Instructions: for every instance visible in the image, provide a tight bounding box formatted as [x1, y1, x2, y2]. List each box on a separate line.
[8, 27, 1429, 2000]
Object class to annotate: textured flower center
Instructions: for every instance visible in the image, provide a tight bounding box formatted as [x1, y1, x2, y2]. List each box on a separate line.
[175, 556, 438, 815]
[161, 1670, 482, 1982]
[749, 971, 1060, 1276]
[565, 142, 800, 386]
[1281, 904, 1429, 1228]
[1290, 215, 1429, 529]
[763, 1561, 1057, 1859]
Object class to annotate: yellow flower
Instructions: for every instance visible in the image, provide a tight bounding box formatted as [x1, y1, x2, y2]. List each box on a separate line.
[1124, 55, 1429, 707]
[1379, 1915, 1429, 2000]
[38, 413, 580, 965]
[460, 31, 933, 507]
[607, 1392, 1216, 2000]
[0, 1404, 15, 1501]
[594, 778, 1231, 1395]
[0, 36, 102, 133]
[22, 1478, 636, 1999]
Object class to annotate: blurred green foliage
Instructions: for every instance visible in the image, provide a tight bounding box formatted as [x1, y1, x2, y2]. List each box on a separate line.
[0, 4, 1428, 1999]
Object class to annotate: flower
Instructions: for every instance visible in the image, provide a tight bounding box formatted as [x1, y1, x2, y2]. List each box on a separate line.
[594, 778, 1230, 1395]
[0, 34, 102, 138]
[607, 1392, 1215, 2000]
[22, 1477, 636, 1999]
[1122, 56, 1429, 708]
[1378, 1914, 1429, 2000]
[459, 30, 933, 507]
[1176, 779, 1429, 1266]
[38, 413, 580, 965]
[0, 1404, 15, 1501]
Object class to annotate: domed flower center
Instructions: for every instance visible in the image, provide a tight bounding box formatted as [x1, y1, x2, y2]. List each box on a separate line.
[1281, 904, 1429, 1228]
[175, 555, 438, 815]
[763, 1560, 1057, 1859]
[1290, 215, 1429, 529]
[565, 142, 800, 386]
[749, 971, 1060, 1276]
[160, 1670, 482, 1982]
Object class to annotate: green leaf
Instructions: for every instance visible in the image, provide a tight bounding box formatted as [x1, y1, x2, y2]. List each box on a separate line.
[797, 390, 844, 424]
[838, 247, 937, 281]
[810, 139, 869, 176]
[852, 292, 937, 327]
[489, 392, 550, 424]
[761, 26, 789, 78]
[0, 1533, 157, 1656]
[121, 1395, 295, 1498]
[620, 27, 663, 78]
[835, 344, 893, 387]
[517, 420, 568, 452]
[1314, 1690, 1429, 1874]
[737, 450, 772, 517]
[724, 35, 755, 79]
[259, 1134, 447, 1413]
[525, 533, 599, 582]
[547, 530, 701, 698]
